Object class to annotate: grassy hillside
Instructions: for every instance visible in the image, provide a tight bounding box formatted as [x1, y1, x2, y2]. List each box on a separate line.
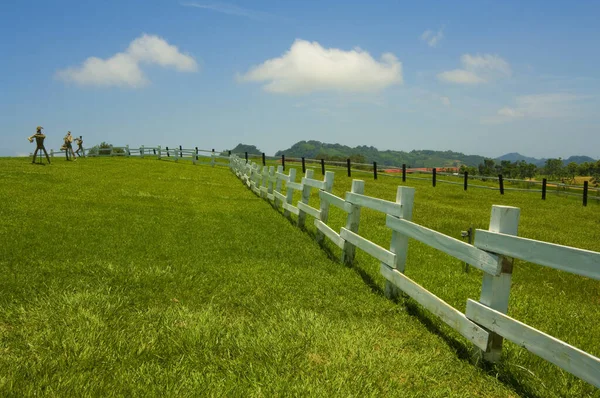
[0, 157, 521, 397]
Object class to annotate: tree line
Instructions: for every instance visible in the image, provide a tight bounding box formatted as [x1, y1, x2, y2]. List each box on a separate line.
[459, 158, 600, 183]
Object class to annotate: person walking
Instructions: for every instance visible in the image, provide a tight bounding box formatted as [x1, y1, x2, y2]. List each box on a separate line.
[64, 131, 76, 160]
[75, 135, 85, 157]
[29, 126, 51, 164]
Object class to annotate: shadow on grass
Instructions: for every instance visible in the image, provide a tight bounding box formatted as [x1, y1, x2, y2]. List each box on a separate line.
[402, 299, 545, 398]
[298, 225, 385, 297]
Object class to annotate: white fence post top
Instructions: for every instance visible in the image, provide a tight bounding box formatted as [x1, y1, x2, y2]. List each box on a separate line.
[489, 205, 520, 235]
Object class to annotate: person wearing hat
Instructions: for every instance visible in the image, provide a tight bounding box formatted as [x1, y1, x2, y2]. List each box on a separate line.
[29, 126, 51, 164]
[64, 131, 76, 160]
[75, 135, 85, 157]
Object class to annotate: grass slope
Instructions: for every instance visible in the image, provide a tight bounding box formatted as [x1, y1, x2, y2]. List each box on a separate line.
[0, 157, 521, 397]
[276, 160, 600, 398]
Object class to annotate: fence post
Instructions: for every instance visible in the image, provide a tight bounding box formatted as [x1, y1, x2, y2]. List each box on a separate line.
[321, 159, 325, 175]
[302, 157, 306, 173]
[268, 166, 275, 197]
[125, 145, 130, 157]
[157, 145, 162, 160]
[316, 171, 335, 245]
[282, 154, 285, 171]
[174, 147, 179, 162]
[262, 153, 266, 166]
[254, 163, 262, 190]
[192, 149, 197, 165]
[249, 163, 257, 189]
[245, 152, 248, 163]
[211, 149, 215, 167]
[274, 165, 284, 208]
[284, 168, 297, 221]
[179, 145, 183, 158]
[140, 145, 144, 159]
[384, 186, 416, 299]
[373, 162, 378, 180]
[228, 150, 231, 156]
[297, 169, 314, 228]
[478, 205, 520, 362]
[542, 178, 547, 200]
[50, 149, 54, 158]
[499, 174, 504, 195]
[347, 159, 351, 177]
[402, 164, 406, 182]
[583, 181, 588, 207]
[432, 168, 437, 187]
[342, 180, 365, 265]
[260, 166, 268, 198]
[464, 171, 468, 190]
[195, 147, 199, 161]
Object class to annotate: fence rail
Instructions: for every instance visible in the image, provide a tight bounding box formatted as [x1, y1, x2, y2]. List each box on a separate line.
[229, 154, 600, 389]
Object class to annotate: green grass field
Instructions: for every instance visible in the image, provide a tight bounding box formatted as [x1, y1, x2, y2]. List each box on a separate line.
[0, 157, 598, 397]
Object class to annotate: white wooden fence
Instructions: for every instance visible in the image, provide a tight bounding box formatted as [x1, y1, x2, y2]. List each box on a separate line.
[229, 154, 600, 388]
[83, 145, 231, 166]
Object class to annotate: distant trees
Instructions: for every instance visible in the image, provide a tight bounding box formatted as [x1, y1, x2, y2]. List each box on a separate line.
[462, 157, 599, 183]
[543, 158, 565, 180]
[87, 142, 124, 156]
[464, 158, 538, 179]
[576, 160, 600, 183]
[315, 153, 366, 164]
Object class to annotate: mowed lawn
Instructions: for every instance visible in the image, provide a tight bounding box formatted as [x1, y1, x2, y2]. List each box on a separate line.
[1, 157, 520, 397]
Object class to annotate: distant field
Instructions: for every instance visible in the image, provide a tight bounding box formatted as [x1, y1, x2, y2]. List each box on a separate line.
[0, 157, 598, 397]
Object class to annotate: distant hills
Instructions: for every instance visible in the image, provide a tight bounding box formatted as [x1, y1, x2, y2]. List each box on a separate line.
[274, 141, 486, 168]
[496, 152, 596, 166]
[226, 141, 596, 168]
[223, 143, 262, 156]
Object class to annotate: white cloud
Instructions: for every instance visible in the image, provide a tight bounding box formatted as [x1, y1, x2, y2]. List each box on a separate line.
[420, 27, 444, 47]
[438, 53, 510, 84]
[484, 93, 587, 124]
[437, 69, 485, 84]
[238, 39, 402, 94]
[127, 35, 197, 72]
[56, 34, 198, 88]
[57, 53, 147, 88]
[461, 54, 511, 76]
[497, 107, 524, 118]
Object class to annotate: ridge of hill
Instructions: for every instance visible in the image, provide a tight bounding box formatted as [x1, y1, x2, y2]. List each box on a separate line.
[225, 141, 597, 168]
[274, 140, 486, 168]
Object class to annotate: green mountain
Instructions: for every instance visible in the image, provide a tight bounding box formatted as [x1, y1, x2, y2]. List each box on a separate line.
[495, 152, 596, 166]
[274, 140, 486, 168]
[564, 155, 596, 165]
[222, 143, 262, 156]
[495, 152, 545, 166]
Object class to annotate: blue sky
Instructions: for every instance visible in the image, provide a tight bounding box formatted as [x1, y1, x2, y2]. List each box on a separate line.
[1, 0, 599, 159]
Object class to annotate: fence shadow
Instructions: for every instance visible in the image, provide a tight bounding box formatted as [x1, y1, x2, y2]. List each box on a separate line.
[298, 224, 385, 297]
[402, 299, 545, 398]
